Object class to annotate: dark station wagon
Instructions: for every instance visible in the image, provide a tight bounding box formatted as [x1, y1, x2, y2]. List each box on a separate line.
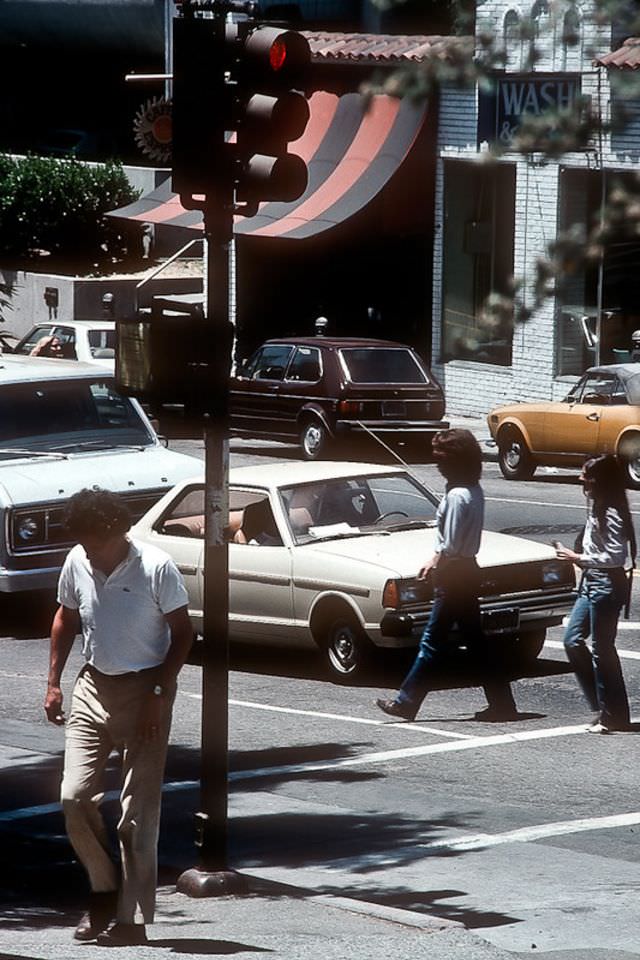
[230, 337, 448, 459]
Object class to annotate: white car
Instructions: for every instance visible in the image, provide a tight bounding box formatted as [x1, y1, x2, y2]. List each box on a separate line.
[12, 321, 116, 372]
[0, 355, 202, 592]
[132, 461, 576, 681]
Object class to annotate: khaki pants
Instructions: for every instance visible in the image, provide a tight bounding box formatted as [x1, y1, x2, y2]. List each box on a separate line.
[61, 665, 175, 924]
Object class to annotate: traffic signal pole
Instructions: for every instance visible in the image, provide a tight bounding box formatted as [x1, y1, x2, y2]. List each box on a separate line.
[175, 1, 245, 897]
[171, 0, 310, 896]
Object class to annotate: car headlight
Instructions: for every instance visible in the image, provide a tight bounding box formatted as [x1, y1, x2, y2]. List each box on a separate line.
[14, 512, 46, 546]
[383, 578, 428, 608]
[541, 559, 570, 586]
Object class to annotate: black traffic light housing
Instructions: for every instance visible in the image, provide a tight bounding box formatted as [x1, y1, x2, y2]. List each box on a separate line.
[233, 25, 310, 211]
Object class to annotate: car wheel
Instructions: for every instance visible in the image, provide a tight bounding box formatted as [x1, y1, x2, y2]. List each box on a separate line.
[300, 419, 330, 460]
[323, 615, 373, 683]
[497, 428, 535, 480]
[618, 434, 640, 489]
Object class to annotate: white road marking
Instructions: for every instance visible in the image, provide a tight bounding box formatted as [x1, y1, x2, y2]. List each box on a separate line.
[546, 638, 640, 659]
[484, 493, 640, 516]
[228, 723, 594, 781]
[421, 811, 640, 852]
[181, 693, 476, 740]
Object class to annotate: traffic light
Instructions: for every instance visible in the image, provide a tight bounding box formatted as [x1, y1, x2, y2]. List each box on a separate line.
[231, 24, 310, 211]
[172, 14, 229, 198]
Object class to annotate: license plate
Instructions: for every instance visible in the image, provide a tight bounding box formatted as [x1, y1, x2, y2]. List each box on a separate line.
[382, 401, 406, 417]
[482, 608, 520, 633]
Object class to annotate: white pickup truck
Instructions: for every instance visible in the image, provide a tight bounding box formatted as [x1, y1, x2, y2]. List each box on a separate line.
[0, 354, 202, 592]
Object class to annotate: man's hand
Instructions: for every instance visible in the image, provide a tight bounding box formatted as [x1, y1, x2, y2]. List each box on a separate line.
[136, 693, 164, 743]
[417, 556, 438, 580]
[44, 685, 65, 725]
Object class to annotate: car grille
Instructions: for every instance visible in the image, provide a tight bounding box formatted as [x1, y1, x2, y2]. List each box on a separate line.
[8, 490, 165, 556]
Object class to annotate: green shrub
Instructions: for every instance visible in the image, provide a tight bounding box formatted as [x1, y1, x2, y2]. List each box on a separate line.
[0, 154, 141, 267]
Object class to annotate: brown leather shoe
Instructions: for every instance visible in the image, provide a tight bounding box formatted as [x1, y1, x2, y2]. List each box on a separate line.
[73, 890, 118, 942]
[96, 922, 148, 946]
[375, 698, 417, 721]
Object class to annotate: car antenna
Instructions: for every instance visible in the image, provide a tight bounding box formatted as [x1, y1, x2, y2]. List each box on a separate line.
[354, 420, 419, 478]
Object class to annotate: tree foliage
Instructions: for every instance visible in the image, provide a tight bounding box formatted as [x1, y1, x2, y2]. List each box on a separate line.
[0, 155, 140, 270]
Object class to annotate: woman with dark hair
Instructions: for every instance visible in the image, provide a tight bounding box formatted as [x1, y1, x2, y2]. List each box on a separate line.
[555, 454, 635, 733]
[376, 428, 518, 723]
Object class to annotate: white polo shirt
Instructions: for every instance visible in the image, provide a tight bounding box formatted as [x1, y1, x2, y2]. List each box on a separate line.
[57, 537, 189, 676]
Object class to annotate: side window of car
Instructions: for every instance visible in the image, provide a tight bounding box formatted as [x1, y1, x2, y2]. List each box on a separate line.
[17, 326, 52, 354]
[159, 487, 205, 538]
[581, 376, 615, 405]
[610, 378, 628, 405]
[286, 347, 321, 383]
[229, 490, 283, 546]
[53, 327, 78, 359]
[251, 345, 294, 382]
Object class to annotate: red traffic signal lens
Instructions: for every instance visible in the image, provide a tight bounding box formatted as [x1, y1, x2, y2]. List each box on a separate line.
[269, 38, 287, 71]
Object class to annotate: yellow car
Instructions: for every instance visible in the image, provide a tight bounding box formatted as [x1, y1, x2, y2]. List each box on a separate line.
[487, 363, 640, 488]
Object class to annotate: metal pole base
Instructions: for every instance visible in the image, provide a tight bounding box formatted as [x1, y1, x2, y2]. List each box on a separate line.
[176, 867, 249, 898]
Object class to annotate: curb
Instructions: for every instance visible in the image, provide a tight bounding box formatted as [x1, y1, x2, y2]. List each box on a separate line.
[240, 870, 464, 933]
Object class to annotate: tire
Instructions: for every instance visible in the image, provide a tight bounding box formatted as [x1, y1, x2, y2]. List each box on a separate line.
[322, 615, 373, 683]
[617, 434, 640, 489]
[300, 418, 331, 460]
[497, 427, 535, 481]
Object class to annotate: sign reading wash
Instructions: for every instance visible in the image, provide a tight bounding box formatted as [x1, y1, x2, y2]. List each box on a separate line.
[478, 74, 581, 146]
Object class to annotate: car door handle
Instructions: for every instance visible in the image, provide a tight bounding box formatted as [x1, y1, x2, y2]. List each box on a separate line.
[586, 412, 600, 421]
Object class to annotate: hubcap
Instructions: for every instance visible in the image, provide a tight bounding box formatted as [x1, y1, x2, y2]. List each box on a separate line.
[505, 441, 522, 469]
[628, 457, 640, 483]
[304, 424, 322, 455]
[328, 625, 356, 674]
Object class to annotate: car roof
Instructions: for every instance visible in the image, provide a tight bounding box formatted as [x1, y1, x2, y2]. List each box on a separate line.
[588, 363, 640, 402]
[177, 461, 406, 489]
[0, 354, 111, 383]
[25, 320, 115, 331]
[261, 337, 416, 350]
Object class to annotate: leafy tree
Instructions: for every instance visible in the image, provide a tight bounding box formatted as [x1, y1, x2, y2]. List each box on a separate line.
[0, 155, 140, 270]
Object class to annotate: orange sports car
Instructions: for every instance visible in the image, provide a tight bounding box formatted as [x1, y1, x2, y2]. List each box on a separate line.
[487, 363, 640, 487]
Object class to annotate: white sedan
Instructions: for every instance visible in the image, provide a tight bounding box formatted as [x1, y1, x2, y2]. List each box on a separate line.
[132, 461, 576, 681]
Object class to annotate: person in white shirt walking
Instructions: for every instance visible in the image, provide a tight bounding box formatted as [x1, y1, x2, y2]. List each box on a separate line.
[44, 488, 193, 947]
[555, 454, 634, 734]
[376, 429, 518, 723]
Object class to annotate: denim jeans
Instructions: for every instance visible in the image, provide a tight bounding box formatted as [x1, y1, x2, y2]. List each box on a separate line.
[563, 567, 630, 729]
[396, 559, 516, 713]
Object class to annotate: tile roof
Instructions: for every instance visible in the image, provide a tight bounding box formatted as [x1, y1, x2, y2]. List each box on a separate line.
[303, 31, 473, 65]
[594, 37, 640, 69]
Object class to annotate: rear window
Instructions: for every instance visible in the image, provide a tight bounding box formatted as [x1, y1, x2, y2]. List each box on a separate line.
[340, 348, 429, 384]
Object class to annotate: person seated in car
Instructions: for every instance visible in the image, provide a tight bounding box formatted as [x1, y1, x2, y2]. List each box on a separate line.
[233, 499, 282, 546]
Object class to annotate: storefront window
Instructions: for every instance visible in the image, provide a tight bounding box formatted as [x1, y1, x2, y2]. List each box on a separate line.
[441, 159, 516, 366]
[556, 168, 640, 376]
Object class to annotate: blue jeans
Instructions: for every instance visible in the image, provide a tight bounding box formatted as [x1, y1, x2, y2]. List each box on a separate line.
[397, 559, 516, 713]
[563, 567, 630, 729]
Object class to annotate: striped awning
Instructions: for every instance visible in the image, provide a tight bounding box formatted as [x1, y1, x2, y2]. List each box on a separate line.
[109, 91, 428, 240]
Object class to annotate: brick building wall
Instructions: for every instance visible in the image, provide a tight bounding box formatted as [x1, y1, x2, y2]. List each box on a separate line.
[432, 0, 639, 416]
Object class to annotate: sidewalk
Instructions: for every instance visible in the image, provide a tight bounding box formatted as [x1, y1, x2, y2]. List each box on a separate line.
[0, 739, 514, 960]
[447, 414, 498, 461]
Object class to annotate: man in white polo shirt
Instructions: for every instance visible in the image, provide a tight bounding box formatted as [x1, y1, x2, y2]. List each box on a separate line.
[44, 488, 193, 947]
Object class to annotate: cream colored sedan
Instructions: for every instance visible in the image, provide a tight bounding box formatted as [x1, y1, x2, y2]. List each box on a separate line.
[132, 461, 575, 681]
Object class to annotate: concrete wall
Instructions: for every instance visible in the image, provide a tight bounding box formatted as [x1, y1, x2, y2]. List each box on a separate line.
[0, 269, 203, 339]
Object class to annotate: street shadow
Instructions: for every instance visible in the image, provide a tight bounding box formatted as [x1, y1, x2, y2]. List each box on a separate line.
[344, 887, 517, 929]
[147, 940, 271, 954]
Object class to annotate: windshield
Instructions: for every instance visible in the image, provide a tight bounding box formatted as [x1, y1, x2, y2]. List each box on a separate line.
[340, 348, 429, 384]
[0, 379, 153, 458]
[280, 472, 438, 544]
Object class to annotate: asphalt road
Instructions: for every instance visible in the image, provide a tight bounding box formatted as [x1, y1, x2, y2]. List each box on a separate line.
[2, 427, 640, 958]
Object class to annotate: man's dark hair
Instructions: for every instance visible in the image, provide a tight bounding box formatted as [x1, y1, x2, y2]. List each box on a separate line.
[63, 489, 132, 540]
[432, 428, 482, 485]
